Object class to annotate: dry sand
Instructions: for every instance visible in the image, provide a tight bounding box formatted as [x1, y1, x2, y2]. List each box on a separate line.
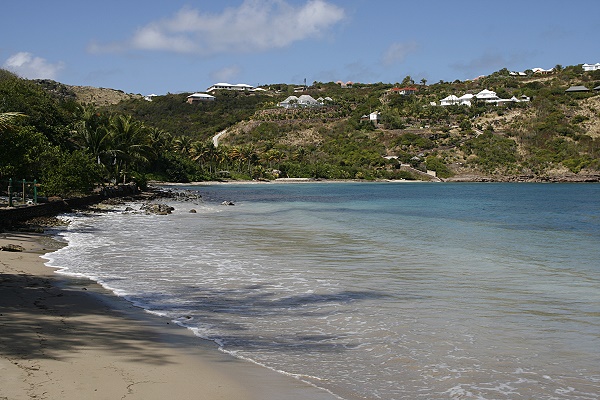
[0, 232, 338, 400]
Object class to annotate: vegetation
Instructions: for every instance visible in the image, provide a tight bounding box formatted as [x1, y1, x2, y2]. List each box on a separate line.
[1, 64, 599, 197]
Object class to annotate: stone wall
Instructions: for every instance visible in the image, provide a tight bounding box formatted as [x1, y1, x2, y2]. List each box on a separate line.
[0, 184, 139, 229]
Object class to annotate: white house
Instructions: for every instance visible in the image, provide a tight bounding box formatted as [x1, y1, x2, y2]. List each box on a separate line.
[279, 95, 299, 108]
[279, 94, 322, 108]
[297, 94, 319, 107]
[438, 90, 528, 107]
[315, 96, 333, 105]
[475, 89, 500, 102]
[206, 82, 255, 92]
[186, 93, 216, 103]
[458, 93, 474, 106]
[583, 63, 600, 71]
[440, 95, 460, 106]
[360, 111, 381, 123]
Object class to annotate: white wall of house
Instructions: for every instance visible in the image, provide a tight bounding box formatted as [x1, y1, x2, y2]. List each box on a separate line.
[583, 63, 600, 71]
[207, 83, 255, 92]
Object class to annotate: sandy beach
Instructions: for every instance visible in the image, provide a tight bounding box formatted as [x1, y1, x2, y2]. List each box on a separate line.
[0, 232, 338, 400]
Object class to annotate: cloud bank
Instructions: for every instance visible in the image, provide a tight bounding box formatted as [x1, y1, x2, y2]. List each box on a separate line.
[210, 65, 242, 82]
[382, 41, 418, 66]
[3, 52, 64, 79]
[89, 0, 345, 55]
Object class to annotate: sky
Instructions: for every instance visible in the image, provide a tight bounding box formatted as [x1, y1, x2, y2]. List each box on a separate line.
[3, 0, 599, 95]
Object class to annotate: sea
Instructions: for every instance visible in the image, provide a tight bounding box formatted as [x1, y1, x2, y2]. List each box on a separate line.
[43, 182, 600, 400]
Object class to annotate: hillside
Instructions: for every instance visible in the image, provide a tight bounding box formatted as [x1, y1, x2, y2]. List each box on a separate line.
[35, 79, 143, 106]
[99, 69, 600, 181]
[1, 65, 599, 198]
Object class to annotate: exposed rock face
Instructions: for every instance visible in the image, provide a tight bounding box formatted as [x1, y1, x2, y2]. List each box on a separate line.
[34, 79, 142, 106]
[140, 203, 175, 215]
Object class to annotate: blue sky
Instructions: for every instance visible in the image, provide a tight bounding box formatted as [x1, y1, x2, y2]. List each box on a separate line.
[3, 0, 599, 95]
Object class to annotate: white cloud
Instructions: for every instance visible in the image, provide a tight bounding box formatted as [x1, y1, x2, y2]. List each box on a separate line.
[90, 0, 345, 55]
[382, 41, 418, 66]
[210, 65, 242, 82]
[3, 52, 64, 79]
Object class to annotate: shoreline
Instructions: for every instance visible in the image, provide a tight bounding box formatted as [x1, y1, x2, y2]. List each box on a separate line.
[153, 175, 600, 186]
[0, 231, 339, 400]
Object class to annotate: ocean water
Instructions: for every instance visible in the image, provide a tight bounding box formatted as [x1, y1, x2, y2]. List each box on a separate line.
[44, 182, 600, 399]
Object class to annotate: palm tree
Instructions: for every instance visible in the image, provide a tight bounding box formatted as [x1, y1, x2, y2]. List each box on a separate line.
[240, 145, 258, 175]
[73, 106, 111, 165]
[264, 149, 284, 168]
[190, 140, 210, 172]
[293, 147, 307, 162]
[228, 146, 243, 172]
[108, 115, 151, 183]
[203, 143, 223, 174]
[173, 136, 194, 157]
[146, 127, 172, 159]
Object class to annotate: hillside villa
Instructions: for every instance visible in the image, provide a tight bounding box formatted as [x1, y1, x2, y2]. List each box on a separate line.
[206, 82, 261, 92]
[389, 87, 419, 95]
[437, 89, 530, 107]
[360, 111, 381, 124]
[565, 85, 590, 93]
[279, 94, 333, 109]
[583, 63, 600, 71]
[336, 81, 354, 88]
[186, 93, 216, 103]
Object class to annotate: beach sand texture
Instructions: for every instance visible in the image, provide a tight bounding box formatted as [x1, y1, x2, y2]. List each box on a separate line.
[0, 233, 337, 400]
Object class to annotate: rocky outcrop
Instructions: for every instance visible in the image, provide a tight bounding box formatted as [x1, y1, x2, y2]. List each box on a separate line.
[445, 173, 600, 183]
[0, 244, 25, 252]
[140, 203, 175, 215]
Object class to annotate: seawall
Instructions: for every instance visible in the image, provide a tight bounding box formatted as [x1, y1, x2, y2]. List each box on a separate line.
[0, 184, 140, 229]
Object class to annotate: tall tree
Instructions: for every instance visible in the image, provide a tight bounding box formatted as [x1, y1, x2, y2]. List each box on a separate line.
[73, 105, 111, 166]
[108, 115, 150, 183]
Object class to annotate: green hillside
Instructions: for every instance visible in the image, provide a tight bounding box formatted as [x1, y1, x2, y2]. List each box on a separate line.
[1, 65, 599, 197]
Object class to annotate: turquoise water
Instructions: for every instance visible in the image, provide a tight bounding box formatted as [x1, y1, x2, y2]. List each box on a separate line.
[46, 182, 600, 399]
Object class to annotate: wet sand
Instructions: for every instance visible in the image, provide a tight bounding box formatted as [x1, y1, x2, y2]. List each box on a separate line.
[0, 232, 338, 400]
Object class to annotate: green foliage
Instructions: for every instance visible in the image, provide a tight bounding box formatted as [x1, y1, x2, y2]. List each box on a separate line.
[425, 156, 453, 178]
[461, 133, 518, 172]
[0, 125, 54, 179]
[1, 64, 599, 190]
[110, 92, 269, 141]
[41, 150, 103, 196]
[0, 70, 75, 147]
[147, 152, 202, 182]
[393, 133, 434, 150]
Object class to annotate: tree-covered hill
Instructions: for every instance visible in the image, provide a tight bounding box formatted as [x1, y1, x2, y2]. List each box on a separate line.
[1, 64, 599, 198]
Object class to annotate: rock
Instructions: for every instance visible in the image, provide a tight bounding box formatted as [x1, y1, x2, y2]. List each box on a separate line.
[1, 244, 25, 252]
[189, 209, 197, 213]
[140, 203, 175, 215]
[221, 201, 235, 206]
[124, 206, 134, 212]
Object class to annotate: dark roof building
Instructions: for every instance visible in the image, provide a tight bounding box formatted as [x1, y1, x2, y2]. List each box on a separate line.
[565, 85, 590, 93]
